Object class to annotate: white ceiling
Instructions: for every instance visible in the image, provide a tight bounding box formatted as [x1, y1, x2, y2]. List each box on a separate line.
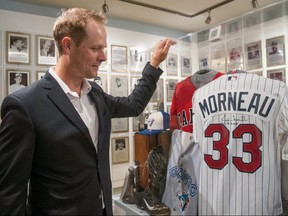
[10, 0, 281, 33]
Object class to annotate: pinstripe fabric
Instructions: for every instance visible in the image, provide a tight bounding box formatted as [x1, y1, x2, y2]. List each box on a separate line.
[192, 73, 288, 215]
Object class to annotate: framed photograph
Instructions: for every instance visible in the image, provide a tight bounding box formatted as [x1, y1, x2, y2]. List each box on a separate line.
[111, 118, 129, 133]
[209, 25, 222, 41]
[166, 53, 178, 76]
[245, 41, 262, 70]
[111, 137, 129, 164]
[266, 36, 285, 67]
[267, 69, 285, 82]
[181, 56, 192, 77]
[36, 71, 46, 80]
[111, 45, 127, 72]
[198, 47, 210, 70]
[110, 75, 128, 96]
[151, 78, 164, 102]
[6, 69, 30, 95]
[130, 47, 146, 72]
[6, 31, 30, 64]
[166, 79, 178, 102]
[36, 35, 57, 66]
[87, 73, 107, 92]
[211, 42, 226, 73]
[227, 38, 243, 71]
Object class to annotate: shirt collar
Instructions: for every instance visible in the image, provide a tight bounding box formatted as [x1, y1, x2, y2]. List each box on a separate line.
[49, 67, 92, 97]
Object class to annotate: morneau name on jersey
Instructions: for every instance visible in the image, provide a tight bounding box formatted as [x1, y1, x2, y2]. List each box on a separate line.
[198, 91, 276, 118]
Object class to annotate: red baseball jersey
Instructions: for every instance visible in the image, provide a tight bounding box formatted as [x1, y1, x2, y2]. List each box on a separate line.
[170, 70, 223, 132]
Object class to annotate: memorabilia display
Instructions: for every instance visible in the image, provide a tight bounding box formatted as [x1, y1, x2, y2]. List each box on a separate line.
[181, 56, 192, 77]
[129, 47, 146, 72]
[227, 38, 243, 71]
[87, 73, 107, 92]
[6, 69, 30, 95]
[209, 25, 222, 42]
[166, 53, 178, 76]
[266, 36, 285, 67]
[267, 68, 286, 82]
[211, 42, 226, 73]
[111, 45, 127, 72]
[245, 41, 262, 70]
[111, 137, 129, 164]
[166, 79, 178, 102]
[151, 78, 163, 102]
[6, 31, 30, 64]
[36, 35, 57, 66]
[110, 75, 128, 97]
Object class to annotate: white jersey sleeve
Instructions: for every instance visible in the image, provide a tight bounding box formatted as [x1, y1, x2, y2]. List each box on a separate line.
[162, 129, 200, 215]
[192, 73, 288, 215]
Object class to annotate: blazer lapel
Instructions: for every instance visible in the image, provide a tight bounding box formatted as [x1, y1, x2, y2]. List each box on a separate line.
[88, 88, 105, 153]
[43, 73, 93, 144]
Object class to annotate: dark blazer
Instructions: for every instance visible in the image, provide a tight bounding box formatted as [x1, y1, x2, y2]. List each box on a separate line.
[0, 63, 162, 215]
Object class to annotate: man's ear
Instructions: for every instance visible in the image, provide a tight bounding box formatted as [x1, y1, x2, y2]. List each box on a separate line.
[62, 37, 72, 54]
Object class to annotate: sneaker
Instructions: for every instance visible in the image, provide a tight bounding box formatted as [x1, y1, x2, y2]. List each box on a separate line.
[133, 188, 170, 216]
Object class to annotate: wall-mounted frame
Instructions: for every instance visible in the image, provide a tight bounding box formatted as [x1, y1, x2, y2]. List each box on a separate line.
[36, 71, 46, 80]
[181, 56, 191, 77]
[166, 79, 178, 102]
[6, 31, 30, 65]
[36, 35, 57, 66]
[267, 69, 285, 82]
[87, 73, 108, 92]
[227, 38, 243, 71]
[110, 75, 128, 97]
[151, 78, 163, 102]
[111, 136, 129, 164]
[266, 36, 285, 67]
[243, 11, 261, 29]
[111, 45, 127, 72]
[166, 53, 178, 76]
[6, 69, 30, 95]
[111, 118, 129, 133]
[245, 41, 262, 70]
[129, 47, 146, 72]
[209, 25, 222, 41]
[211, 42, 226, 73]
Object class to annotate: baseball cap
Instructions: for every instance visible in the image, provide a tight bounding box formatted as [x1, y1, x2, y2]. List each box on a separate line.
[139, 111, 170, 135]
[15, 73, 22, 78]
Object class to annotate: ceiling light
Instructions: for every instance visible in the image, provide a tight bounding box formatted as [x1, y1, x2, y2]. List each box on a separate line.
[205, 10, 212, 24]
[102, 0, 109, 13]
[251, 0, 258, 8]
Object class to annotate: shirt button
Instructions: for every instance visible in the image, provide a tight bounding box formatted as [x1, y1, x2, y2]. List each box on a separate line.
[98, 193, 102, 199]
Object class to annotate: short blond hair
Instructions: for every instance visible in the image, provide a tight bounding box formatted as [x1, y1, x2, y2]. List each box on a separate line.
[53, 8, 106, 55]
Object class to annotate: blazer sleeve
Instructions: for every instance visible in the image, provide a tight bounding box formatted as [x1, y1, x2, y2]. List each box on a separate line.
[0, 95, 35, 215]
[104, 62, 163, 118]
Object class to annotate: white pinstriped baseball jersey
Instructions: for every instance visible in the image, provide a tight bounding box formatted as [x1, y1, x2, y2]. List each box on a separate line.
[192, 73, 288, 215]
[162, 130, 200, 215]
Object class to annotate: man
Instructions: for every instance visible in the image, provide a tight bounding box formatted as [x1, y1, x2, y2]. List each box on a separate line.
[269, 41, 278, 55]
[9, 73, 26, 94]
[0, 8, 175, 215]
[40, 39, 54, 56]
[10, 36, 26, 53]
[192, 71, 288, 215]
